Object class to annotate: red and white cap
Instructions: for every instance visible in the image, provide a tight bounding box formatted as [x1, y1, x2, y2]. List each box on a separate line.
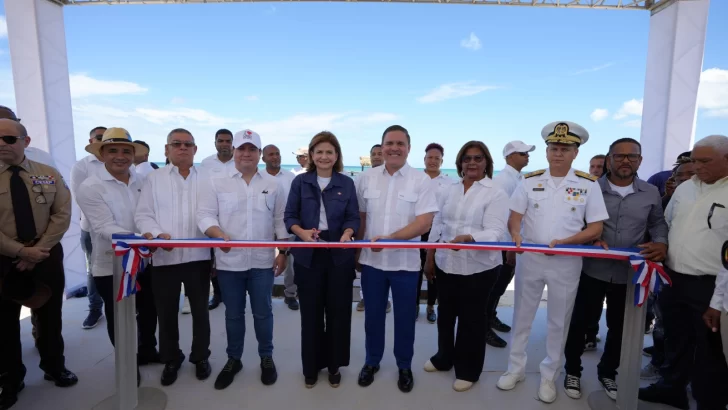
[232, 129, 262, 150]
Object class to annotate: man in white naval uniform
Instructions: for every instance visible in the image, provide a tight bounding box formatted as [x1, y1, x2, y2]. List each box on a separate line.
[496, 121, 609, 403]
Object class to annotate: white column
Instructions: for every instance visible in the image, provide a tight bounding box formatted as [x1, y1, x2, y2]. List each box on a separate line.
[639, 0, 710, 178]
[4, 0, 86, 291]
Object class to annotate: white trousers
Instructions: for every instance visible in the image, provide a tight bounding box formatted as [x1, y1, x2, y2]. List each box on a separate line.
[506, 252, 582, 381]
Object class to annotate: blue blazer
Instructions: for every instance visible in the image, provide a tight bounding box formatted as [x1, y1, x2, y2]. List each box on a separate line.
[284, 171, 360, 269]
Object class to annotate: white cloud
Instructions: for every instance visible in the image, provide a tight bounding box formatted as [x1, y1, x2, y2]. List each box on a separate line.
[622, 119, 642, 128]
[590, 108, 609, 122]
[245, 95, 259, 102]
[70, 74, 148, 98]
[460, 33, 481, 51]
[613, 99, 643, 119]
[571, 62, 614, 75]
[698, 68, 728, 117]
[0, 16, 7, 39]
[417, 81, 498, 104]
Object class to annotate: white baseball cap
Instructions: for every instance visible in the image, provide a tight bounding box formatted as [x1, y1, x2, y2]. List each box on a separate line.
[502, 140, 536, 158]
[232, 129, 262, 150]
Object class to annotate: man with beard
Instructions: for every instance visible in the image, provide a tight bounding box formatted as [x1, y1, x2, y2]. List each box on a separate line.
[262, 144, 298, 310]
[562, 138, 668, 402]
[491, 140, 535, 348]
[200, 129, 235, 310]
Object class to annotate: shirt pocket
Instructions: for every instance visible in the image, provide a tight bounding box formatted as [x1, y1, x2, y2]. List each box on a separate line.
[100, 192, 122, 221]
[217, 192, 239, 213]
[562, 194, 587, 221]
[709, 203, 728, 232]
[363, 188, 381, 212]
[527, 191, 548, 216]
[396, 191, 418, 216]
[257, 193, 274, 212]
[39, 184, 57, 205]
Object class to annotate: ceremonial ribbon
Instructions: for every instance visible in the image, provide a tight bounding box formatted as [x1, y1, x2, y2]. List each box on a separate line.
[111, 235, 669, 305]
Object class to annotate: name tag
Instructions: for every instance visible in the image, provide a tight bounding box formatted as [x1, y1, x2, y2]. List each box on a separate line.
[30, 175, 55, 185]
[32, 180, 55, 185]
[532, 187, 545, 192]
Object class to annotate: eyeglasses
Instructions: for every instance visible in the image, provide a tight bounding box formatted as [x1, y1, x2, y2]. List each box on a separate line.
[94, 135, 103, 141]
[462, 155, 485, 163]
[1, 135, 24, 144]
[611, 154, 641, 162]
[515, 152, 529, 157]
[168, 141, 196, 148]
[296, 155, 308, 159]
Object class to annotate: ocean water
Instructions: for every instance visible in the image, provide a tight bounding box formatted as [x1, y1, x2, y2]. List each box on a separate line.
[153, 163, 487, 179]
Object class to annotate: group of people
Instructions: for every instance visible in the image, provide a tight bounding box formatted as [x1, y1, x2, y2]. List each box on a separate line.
[0, 101, 727, 410]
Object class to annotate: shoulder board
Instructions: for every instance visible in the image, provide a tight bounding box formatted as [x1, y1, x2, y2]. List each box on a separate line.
[575, 170, 598, 181]
[524, 169, 546, 179]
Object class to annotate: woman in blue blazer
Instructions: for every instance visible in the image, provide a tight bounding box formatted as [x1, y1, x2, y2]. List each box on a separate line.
[284, 131, 360, 389]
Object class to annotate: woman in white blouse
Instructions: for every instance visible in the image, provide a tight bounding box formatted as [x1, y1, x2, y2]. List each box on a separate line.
[423, 140, 510, 392]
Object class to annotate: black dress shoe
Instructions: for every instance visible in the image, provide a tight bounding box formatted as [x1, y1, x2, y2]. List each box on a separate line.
[260, 357, 277, 385]
[491, 316, 512, 333]
[208, 296, 221, 311]
[397, 369, 414, 393]
[357, 365, 379, 387]
[195, 360, 212, 381]
[161, 353, 186, 386]
[285, 297, 299, 311]
[138, 350, 162, 366]
[43, 369, 78, 387]
[214, 359, 242, 390]
[328, 371, 341, 388]
[0, 380, 24, 410]
[486, 329, 507, 348]
[638, 384, 688, 410]
[305, 376, 318, 388]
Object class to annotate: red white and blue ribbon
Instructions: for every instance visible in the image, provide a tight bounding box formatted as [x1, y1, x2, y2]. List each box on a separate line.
[113, 241, 152, 302]
[110, 235, 670, 305]
[630, 255, 671, 307]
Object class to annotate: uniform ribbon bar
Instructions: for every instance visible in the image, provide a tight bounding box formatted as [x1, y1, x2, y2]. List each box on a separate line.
[110, 235, 671, 305]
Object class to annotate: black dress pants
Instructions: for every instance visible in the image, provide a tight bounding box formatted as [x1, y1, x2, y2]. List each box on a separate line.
[656, 269, 728, 409]
[429, 264, 498, 382]
[93, 265, 158, 354]
[152, 260, 212, 364]
[295, 241, 355, 379]
[0, 244, 66, 383]
[563, 273, 626, 379]
[487, 251, 514, 321]
[417, 231, 437, 307]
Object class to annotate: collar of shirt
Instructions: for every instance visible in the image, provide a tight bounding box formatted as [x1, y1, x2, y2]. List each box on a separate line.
[692, 174, 728, 193]
[99, 165, 139, 185]
[0, 157, 32, 173]
[502, 164, 522, 180]
[598, 175, 651, 195]
[229, 167, 264, 180]
[538, 168, 580, 187]
[379, 162, 411, 177]
[301, 169, 344, 189]
[167, 164, 197, 177]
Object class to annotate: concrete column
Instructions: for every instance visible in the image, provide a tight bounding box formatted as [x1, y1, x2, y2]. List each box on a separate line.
[4, 0, 85, 291]
[639, 0, 710, 177]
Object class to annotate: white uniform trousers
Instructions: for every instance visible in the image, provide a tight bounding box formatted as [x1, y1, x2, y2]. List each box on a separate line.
[506, 252, 582, 381]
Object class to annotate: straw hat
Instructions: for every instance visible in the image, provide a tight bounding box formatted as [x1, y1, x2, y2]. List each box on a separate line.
[85, 127, 149, 157]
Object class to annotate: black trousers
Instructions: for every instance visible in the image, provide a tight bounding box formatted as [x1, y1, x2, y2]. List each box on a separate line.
[486, 251, 514, 321]
[211, 276, 221, 298]
[0, 244, 66, 382]
[417, 233, 437, 307]
[93, 266, 158, 354]
[152, 260, 212, 364]
[295, 241, 355, 379]
[429, 264, 498, 382]
[564, 273, 626, 379]
[648, 293, 666, 367]
[657, 269, 728, 408]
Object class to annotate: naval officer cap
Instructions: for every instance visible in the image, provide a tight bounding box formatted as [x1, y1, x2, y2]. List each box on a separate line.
[541, 121, 589, 147]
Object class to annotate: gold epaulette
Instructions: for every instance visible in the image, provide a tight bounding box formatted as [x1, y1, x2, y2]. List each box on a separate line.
[524, 169, 546, 179]
[575, 170, 598, 181]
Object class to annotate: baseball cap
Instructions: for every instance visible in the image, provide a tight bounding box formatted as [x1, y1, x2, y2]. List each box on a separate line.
[232, 129, 262, 150]
[502, 140, 536, 158]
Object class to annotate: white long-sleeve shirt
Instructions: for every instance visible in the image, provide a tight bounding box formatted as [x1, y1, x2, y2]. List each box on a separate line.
[356, 164, 439, 272]
[199, 154, 235, 179]
[70, 154, 107, 231]
[710, 268, 728, 312]
[429, 178, 509, 275]
[665, 175, 728, 277]
[196, 169, 288, 272]
[493, 165, 524, 242]
[135, 165, 211, 267]
[76, 167, 144, 277]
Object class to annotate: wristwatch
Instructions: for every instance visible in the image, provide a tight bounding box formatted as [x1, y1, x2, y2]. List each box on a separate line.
[279, 249, 290, 256]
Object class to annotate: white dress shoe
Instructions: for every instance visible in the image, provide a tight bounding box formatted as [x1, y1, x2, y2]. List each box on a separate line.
[538, 377, 557, 403]
[453, 379, 473, 392]
[423, 360, 437, 372]
[496, 372, 524, 391]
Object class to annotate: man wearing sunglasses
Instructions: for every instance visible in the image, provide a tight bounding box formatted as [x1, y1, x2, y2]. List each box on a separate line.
[562, 138, 668, 402]
[0, 118, 78, 409]
[136, 129, 213, 386]
[70, 126, 109, 331]
[640, 135, 728, 410]
[132, 140, 159, 177]
[497, 121, 608, 403]
[491, 140, 535, 349]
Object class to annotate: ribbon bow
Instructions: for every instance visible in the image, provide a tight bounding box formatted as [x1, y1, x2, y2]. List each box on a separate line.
[630, 256, 672, 307]
[113, 241, 152, 301]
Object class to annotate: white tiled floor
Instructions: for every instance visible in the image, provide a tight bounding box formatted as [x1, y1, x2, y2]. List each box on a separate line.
[10, 295, 666, 410]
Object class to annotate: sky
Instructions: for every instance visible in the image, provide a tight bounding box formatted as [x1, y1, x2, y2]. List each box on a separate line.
[1, 1, 727, 172]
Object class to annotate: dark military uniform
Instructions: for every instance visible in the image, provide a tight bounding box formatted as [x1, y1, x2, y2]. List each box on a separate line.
[0, 157, 75, 403]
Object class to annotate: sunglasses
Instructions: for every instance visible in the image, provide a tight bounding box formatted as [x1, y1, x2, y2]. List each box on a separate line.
[462, 155, 485, 163]
[168, 141, 196, 148]
[94, 135, 103, 141]
[1, 135, 25, 144]
[515, 152, 529, 157]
